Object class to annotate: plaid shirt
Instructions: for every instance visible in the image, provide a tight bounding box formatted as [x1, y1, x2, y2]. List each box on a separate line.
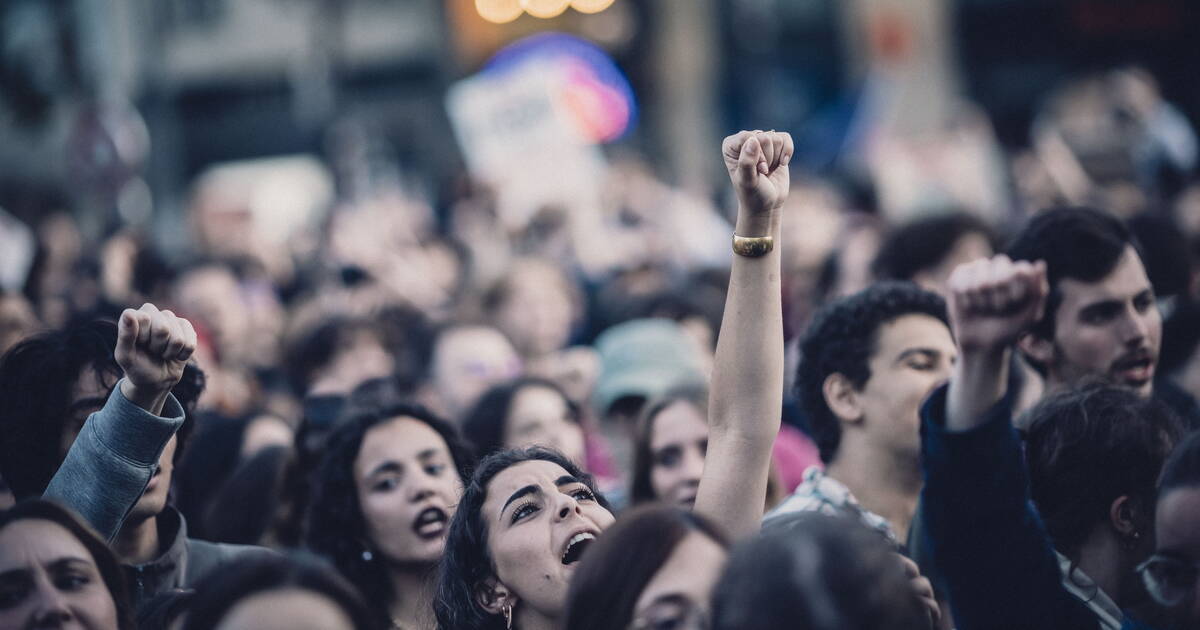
[763, 466, 899, 547]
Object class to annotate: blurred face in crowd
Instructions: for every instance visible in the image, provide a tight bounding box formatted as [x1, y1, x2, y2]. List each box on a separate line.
[1027, 247, 1160, 398]
[914, 232, 994, 297]
[629, 531, 727, 630]
[63, 366, 175, 525]
[481, 460, 614, 623]
[354, 417, 462, 565]
[503, 385, 586, 466]
[309, 330, 394, 397]
[1147, 487, 1200, 624]
[492, 261, 575, 359]
[432, 326, 521, 420]
[175, 266, 249, 365]
[649, 401, 708, 508]
[848, 314, 956, 460]
[0, 519, 119, 630]
[0, 293, 38, 356]
[213, 588, 354, 630]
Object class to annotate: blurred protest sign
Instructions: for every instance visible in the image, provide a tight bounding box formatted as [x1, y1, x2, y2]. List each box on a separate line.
[0, 209, 35, 293]
[446, 33, 635, 231]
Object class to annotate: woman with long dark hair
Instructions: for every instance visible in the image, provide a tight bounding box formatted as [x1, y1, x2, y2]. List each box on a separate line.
[306, 400, 473, 629]
[433, 129, 793, 630]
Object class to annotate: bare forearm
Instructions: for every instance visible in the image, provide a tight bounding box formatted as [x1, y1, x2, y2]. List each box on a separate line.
[695, 206, 784, 538]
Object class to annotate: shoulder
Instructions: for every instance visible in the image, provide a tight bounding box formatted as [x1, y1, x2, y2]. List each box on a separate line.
[184, 538, 278, 583]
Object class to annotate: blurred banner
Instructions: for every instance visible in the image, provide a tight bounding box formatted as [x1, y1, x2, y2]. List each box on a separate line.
[446, 33, 635, 231]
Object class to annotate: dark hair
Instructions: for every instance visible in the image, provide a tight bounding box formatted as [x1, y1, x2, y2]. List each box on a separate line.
[1160, 431, 1200, 499]
[1006, 207, 1144, 341]
[563, 505, 729, 630]
[0, 500, 136, 630]
[462, 377, 580, 460]
[1023, 384, 1183, 558]
[284, 315, 386, 397]
[435, 447, 612, 630]
[712, 512, 928, 630]
[630, 385, 709, 504]
[181, 552, 378, 630]
[796, 282, 948, 463]
[306, 401, 472, 627]
[872, 212, 994, 283]
[0, 318, 203, 499]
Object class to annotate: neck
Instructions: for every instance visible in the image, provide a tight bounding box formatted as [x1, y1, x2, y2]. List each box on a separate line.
[112, 515, 161, 566]
[513, 604, 559, 630]
[1073, 530, 1124, 608]
[388, 564, 436, 630]
[826, 441, 922, 542]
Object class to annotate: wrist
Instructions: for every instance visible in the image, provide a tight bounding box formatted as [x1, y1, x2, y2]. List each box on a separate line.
[119, 379, 170, 417]
[735, 207, 775, 237]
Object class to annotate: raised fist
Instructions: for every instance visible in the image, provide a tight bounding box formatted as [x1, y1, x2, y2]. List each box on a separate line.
[947, 256, 1049, 354]
[722, 130, 794, 217]
[115, 303, 197, 412]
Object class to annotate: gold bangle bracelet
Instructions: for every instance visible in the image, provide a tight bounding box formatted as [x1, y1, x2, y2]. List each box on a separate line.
[732, 234, 774, 257]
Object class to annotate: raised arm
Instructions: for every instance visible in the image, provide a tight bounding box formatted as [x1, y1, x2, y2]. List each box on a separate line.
[694, 130, 791, 539]
[945, 255, 1047, 432]
[44, 304, 197, 541]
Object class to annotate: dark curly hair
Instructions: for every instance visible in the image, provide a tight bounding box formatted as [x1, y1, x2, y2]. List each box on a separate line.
[796, 282, 948, 463]
[305, 401, 472, 627]
[713, 512, 928, 630]
[1007, 207, 1145, 345]
[434, 447, 612, 630]
[0, 318, 204, 499]
[1024, 383, 1182, 559]
[182, 552, 378, 630]
[461, 377, 581, 460]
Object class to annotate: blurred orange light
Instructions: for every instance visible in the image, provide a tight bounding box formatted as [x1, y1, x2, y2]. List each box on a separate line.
[570, 0, 615, 14]
[476, 0, 524, 24]
[521, 0, 570, 19]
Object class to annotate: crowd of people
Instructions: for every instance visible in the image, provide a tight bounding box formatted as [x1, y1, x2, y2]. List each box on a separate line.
[1, 65, 1200, 630]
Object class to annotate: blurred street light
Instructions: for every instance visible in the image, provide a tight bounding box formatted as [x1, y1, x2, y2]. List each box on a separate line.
[571, 0, 615, 14]
[476, 0, 523, 24]
[520, 0, 570, 19]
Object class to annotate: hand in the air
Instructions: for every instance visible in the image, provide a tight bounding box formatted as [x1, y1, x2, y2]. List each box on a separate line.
[947, 255, 1049, 355]
[115, 303, 197, 414]
[721, 130, 794, 217]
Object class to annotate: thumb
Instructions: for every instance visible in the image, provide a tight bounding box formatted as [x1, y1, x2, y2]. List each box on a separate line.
[737, 137, 761, 185]
[117, 310, 139, 359]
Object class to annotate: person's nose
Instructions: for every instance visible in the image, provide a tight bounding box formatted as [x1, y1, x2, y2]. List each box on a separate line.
[29, 580, 73, 629]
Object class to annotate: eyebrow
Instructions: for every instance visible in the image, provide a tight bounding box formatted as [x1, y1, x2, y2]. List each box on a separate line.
[0, 556, 92, 581]
[416, 448, 440, 461]
[895, 348, 941, 362]
[500, 485, 541, 521]
[366, 460, 403, 479]
[499, 476, 586, 521]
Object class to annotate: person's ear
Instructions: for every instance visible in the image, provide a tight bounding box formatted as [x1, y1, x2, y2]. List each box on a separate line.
[475, 577, 515, 617]
[1017, 331, 1054, 370]
[823, 373, 864, 425]
[1109, 495, 1144, 546]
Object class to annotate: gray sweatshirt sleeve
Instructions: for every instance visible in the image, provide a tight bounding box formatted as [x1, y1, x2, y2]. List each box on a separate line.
[43, 378, 185, 543]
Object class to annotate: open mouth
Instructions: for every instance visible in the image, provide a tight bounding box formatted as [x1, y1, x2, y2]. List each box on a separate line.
[1113, 354, 1155, 384]
[412, 507, 449, 540]
[561, 532, 597, 565]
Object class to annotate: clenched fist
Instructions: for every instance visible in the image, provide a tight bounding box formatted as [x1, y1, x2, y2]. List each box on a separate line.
[947, 256, 1049, 355]
[116, 303, 197, 415]
[722, 130, 794, 219]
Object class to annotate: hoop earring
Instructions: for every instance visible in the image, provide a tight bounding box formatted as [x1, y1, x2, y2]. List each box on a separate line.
[503, 602, 513, 630]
